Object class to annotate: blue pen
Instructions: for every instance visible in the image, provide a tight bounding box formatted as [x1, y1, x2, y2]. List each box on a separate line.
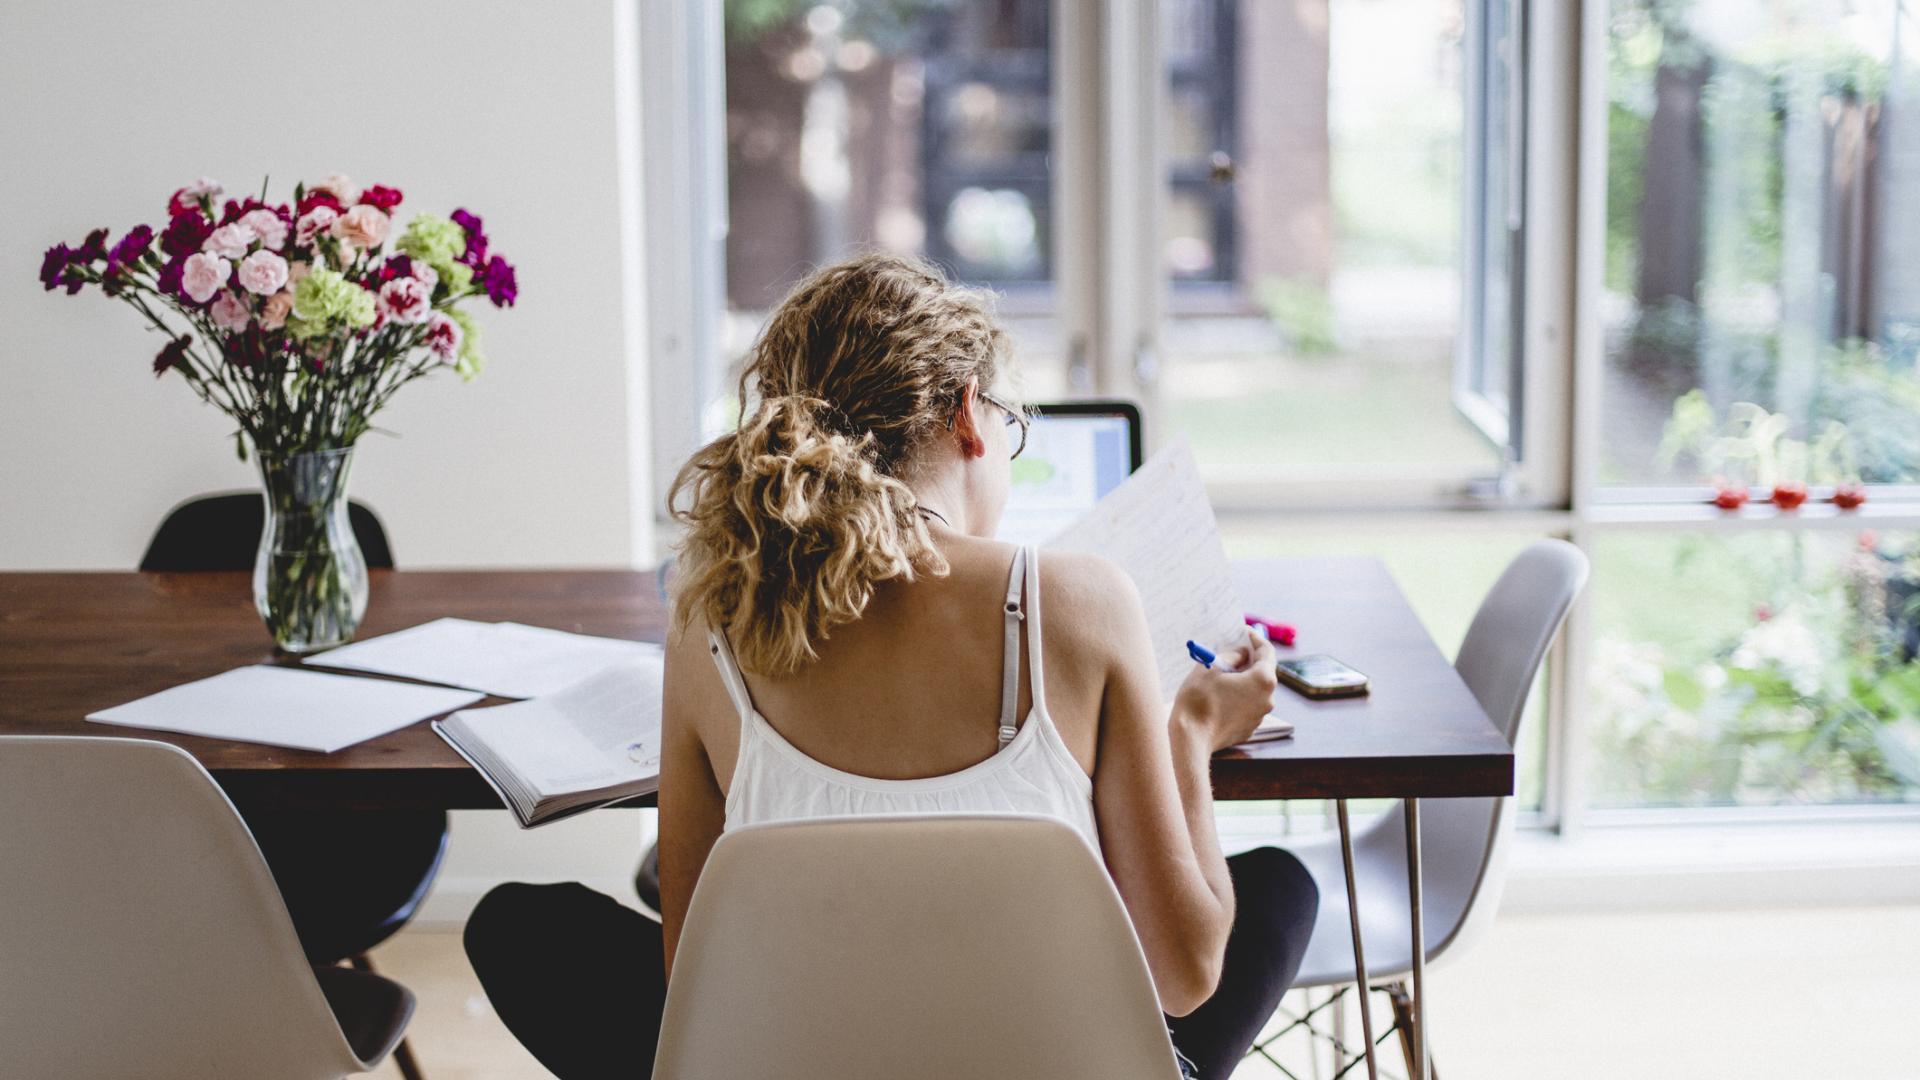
[1186, 640, 1216, 669]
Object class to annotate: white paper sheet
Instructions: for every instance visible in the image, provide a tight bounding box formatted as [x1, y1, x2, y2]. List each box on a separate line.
[305, 617, 662, 699]
[86, 666, 483, 753]
[1045, 436, 1245, 694]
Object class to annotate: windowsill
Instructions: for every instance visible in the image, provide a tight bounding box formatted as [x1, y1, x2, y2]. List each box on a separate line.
[1500, 817, 1920, 913]
[1218, 811, 1920, 913]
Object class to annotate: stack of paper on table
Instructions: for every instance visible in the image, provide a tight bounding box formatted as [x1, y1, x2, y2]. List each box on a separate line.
[86, 666, 483, 753]
[434, 655, 666, 828]
[306, 617, 661, 699]
[1045, 436, 1247, 696]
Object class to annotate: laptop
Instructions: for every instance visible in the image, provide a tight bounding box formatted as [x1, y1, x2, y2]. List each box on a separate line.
[995, 401, 1144, 546]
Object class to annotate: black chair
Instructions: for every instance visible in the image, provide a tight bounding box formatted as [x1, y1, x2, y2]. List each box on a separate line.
[143, 492, 433, 1080]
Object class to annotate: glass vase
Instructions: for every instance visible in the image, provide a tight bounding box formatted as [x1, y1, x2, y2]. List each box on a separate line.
[253, 446, 369, 654]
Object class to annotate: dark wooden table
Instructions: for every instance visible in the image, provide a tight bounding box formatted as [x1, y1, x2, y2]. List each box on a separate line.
[0, 558, 1508, 809]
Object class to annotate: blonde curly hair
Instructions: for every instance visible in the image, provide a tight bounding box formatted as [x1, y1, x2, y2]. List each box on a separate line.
[668, 253, 1013, 676]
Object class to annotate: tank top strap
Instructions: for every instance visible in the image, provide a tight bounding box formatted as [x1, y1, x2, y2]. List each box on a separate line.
[1023, 544, 1045, 701]
[706, 630, 758, 731]
[997, 547, 1027, 748]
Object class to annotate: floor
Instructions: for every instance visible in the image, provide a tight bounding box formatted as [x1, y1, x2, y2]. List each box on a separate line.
[360, 903, 1920, 1080]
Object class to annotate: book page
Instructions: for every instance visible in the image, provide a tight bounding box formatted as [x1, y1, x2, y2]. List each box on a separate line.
[443, 655, 665, 796]
[308, 617, 662, 699]
[1045, 436, 1244, 695]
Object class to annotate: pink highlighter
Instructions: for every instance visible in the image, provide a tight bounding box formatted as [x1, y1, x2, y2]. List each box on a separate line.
[1244, 614, 1297, 648]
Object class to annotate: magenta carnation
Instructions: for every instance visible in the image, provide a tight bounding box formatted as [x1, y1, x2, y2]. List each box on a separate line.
[38, 244, 73, 291]
[109, 225, 154, 267]
[160, 212, 213, 259]
[358, 184, 404, 211]
[452, 208, 489, 268]
[296, 189, 343, 217]
[152, 335, 191, 377]
[480, 256, 517, 307]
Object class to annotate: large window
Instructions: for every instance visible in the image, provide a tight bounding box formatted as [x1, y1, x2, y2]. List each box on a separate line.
[644, 0, 1920, 835]
[1580, 0, 1920, 816]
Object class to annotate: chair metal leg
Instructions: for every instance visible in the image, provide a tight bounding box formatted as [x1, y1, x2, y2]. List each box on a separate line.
[1335, 801, 1379, 1080]
[1385, 983, 1418, 1079]
[349, 953, 426, 1080]
[1403, 799, 1427, 1080]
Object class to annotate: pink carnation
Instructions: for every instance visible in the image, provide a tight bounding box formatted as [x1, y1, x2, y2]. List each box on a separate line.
[423, 312, 462, 358]
[180, 252, 231, 304]
[202, 222, 256, 260]
[260, 290, 294, 331]
[238, 208, 289, 251]
[237, 250, 289, 296]
[295, 206, 338, 246]
[330, 204, 390, 250]
[167, 177, 222, 217]
[378, 276, 432, 324]
[210, 290, 251, 332]
[310, 173, 357, 203]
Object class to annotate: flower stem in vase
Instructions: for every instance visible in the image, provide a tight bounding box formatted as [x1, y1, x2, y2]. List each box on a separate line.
[253, 446, 369, 653]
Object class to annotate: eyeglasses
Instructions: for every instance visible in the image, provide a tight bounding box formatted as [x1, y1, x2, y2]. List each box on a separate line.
[979, 390, 1029, 459]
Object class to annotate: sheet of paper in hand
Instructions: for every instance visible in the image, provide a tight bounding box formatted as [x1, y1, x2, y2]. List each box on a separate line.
[1045, 435, 1245, 696]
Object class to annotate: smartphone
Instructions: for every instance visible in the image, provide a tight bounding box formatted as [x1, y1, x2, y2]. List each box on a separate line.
[1275, 655, 1370, 699]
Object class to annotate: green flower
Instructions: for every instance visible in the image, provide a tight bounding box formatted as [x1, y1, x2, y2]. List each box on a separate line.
[343, 287, 376, 328]
[448, 307, 486, 380]
[440, 260, 474, 295]
[292, 269, 362, 323]
[397, 214, 464, 274]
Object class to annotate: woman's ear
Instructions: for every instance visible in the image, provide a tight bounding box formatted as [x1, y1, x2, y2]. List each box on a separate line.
[951, 379, 987, 459]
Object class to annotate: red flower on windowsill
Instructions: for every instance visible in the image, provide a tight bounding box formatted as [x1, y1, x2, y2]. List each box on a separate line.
[1831, 482, 1867, 510]
[1771, 483, 1808, 510]
[1712, 483, 1749, 510]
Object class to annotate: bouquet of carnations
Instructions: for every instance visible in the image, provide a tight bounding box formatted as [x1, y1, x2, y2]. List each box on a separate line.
[37, 174, 518, 653]
[39, 173, 515, 457]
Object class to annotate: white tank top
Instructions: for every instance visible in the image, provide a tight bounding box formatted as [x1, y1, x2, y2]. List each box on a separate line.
[708, 545, 1101, 856]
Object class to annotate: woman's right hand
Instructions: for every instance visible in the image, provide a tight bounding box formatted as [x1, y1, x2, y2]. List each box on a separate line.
[1171, 628, 1280, 752]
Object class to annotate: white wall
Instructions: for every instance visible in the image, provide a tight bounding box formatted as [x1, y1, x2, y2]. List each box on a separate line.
[0, 0, 660, 914]
[0, 0, 654, 570]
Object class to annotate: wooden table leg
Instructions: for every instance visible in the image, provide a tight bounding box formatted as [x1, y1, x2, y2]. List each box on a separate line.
[1335, 800, 1379, 1080]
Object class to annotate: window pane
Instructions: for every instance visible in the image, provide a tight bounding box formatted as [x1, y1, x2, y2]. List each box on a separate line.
[1588, 529, 1920, 808]
[720, 0, 1064, 429]
[1600, 1, 1920, 488]
[1158, 0, 1504, 481]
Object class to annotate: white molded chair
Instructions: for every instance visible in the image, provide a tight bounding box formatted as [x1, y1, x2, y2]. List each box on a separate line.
[1276, 540, 1589, 1068]
[654, 814, 1182, 1080]
[0, 736, 414, 1080]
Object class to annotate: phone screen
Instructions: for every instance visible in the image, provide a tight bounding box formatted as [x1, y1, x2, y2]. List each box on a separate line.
[1277, 655, 1368, 690]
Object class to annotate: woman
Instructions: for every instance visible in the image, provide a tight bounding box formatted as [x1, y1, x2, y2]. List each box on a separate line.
[464, 254, 1319, 1079]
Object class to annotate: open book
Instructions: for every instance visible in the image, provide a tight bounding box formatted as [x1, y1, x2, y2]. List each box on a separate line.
[433, 655, 665, 827]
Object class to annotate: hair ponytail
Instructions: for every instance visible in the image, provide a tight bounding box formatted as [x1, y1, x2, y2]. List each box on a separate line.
[668, 254, 1008, 676]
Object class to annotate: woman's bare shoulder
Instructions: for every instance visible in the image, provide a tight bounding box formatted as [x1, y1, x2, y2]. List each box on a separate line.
[1036, 550, 1143, 664]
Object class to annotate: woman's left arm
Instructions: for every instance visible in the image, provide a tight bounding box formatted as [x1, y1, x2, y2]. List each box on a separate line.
[658, 619, 730, 980]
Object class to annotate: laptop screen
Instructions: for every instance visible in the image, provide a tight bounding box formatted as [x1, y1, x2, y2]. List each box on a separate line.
[995, 402, 1143, 546]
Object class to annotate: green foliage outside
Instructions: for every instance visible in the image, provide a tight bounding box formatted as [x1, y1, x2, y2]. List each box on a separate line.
[1590, 530, 1920, 807]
